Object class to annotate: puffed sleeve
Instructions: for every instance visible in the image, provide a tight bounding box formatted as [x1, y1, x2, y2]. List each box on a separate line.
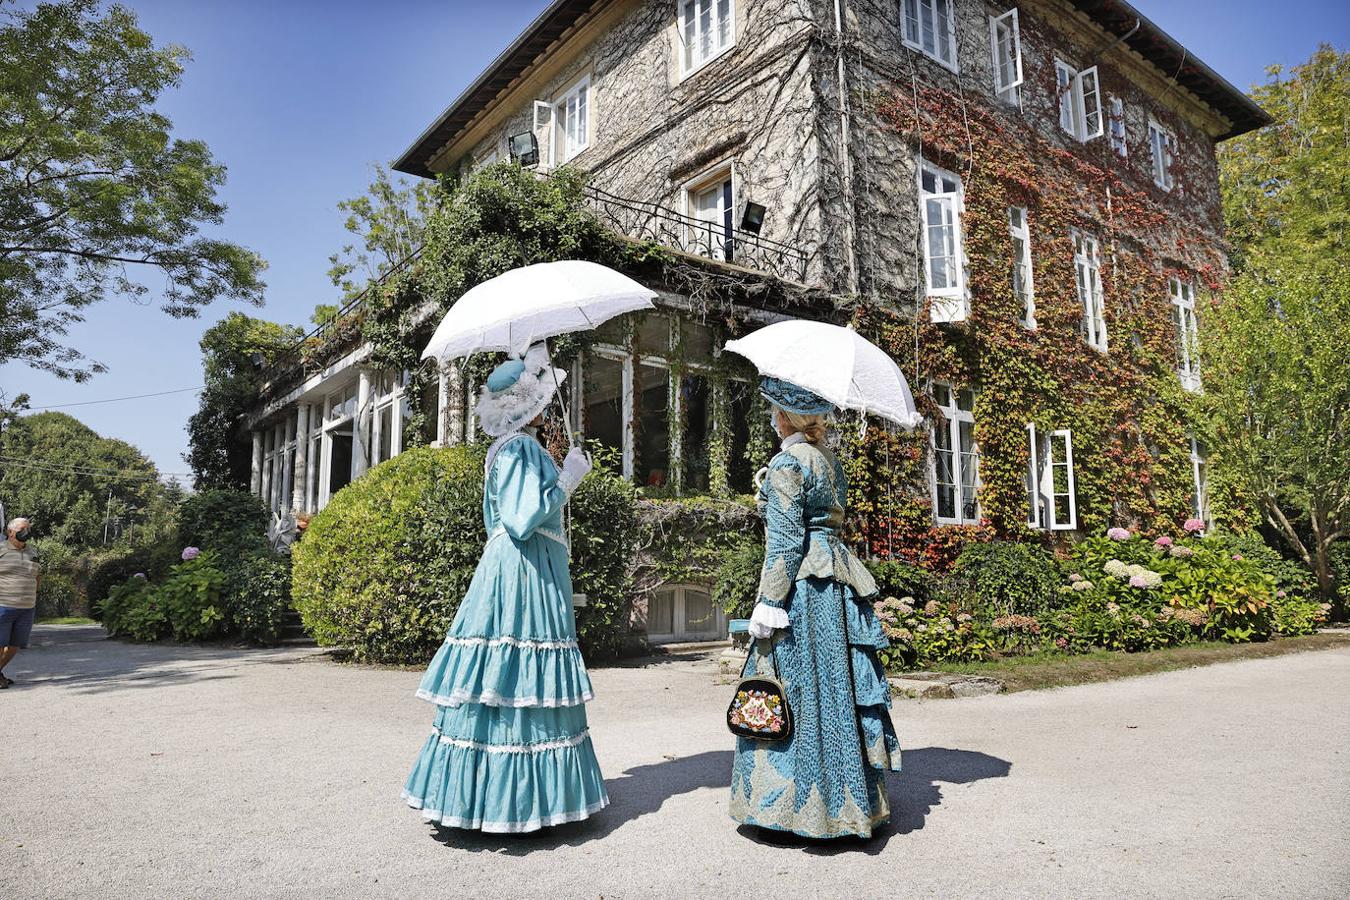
[755, 452, 808, 610]
[493, 437, 569, 541]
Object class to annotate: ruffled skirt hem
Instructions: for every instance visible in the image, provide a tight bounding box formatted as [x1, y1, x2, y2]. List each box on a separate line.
[416, 639, 594, 709]
[403, 792, 609, 834]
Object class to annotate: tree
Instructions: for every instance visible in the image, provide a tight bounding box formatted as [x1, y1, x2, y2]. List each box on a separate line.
[1208, 47, 1350, 612]
[185, 312, 301, 491]
[1219, 46, 1349, 277]
[327, 163, 433, 298]
[0, 0, 266, 380]
[0, 410, 169, 547]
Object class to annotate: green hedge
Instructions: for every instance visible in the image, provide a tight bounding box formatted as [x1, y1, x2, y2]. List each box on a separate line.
[291, 444, 637, 665]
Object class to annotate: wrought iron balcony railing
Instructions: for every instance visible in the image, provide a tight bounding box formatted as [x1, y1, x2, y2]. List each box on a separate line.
[581, 184, 809, 284]
[255, 180, 809, 401]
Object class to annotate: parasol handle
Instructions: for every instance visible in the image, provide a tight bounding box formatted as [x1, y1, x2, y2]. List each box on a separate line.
[547, 353, 577, 451]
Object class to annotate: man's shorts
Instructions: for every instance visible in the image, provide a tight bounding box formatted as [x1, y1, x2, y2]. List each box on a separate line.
[0, 605, 35, 649]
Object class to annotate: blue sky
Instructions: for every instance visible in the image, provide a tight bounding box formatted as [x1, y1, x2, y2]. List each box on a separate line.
[2, 0, 1346, 477]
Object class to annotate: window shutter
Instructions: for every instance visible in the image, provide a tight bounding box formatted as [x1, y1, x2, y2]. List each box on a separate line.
[532, 100, 554, 169]
[990, 9, 1023, 95]
[1026, 422, 1041, 528]
[1077, 67, 1104, 140]
[1056, 63, 1075, 134]
[1051, 428, 1077, 530]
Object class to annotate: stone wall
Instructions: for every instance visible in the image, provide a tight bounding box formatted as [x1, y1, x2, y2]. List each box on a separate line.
[831, 0, 1232, 309]
[453, 0, 832, 288]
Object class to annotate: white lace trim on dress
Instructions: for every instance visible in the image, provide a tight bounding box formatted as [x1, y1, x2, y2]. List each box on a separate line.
[402, 792, 609, 834]
[415, 687, 594, 708]
[442, 635, 579, 650]
[750, 603, 791, 631]
[433, 729, 591, 754]
[487, 525, 569, 550]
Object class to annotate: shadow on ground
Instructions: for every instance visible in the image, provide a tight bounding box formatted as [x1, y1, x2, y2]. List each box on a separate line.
[429, 745, 1011, 855]
[8, 625, 311, 695]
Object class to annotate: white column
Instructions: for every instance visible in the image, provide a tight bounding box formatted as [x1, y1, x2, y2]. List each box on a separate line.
[353, 369, 372, 478]
[292, 404, 309, 512]
[249, 431, 263, 496]
[621, 355, 635, 480]
[447, 363, 466, 446]
[435, 366, 449, 447]
[260, 427, 273, 512]
[305, 405, 320, 513]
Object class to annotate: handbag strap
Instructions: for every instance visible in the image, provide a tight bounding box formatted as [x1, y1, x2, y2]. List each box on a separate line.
[743, 637, 781, 681]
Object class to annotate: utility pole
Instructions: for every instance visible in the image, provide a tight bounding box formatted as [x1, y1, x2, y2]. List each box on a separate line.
[102, 487, 113, 545]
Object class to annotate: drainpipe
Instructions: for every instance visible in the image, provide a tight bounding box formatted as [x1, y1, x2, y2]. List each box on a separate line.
[832, 0, 860, 296]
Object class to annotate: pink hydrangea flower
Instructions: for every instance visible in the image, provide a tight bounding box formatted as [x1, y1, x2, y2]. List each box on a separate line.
[1232, 553, 1244, 561]
[1068, 573, 1083, 583]
[1154, 536, 1174, 549]
[1184, 518, 1205, 533]
[181, 546, 200, 561]
[1055, 637, 1069, 650]
[1276, 590, 1287, 599]
[1107, 527, 1132, 541]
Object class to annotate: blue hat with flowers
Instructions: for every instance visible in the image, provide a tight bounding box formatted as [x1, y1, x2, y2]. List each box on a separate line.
[759, 376, 835, 416]
[475, 343, 567, 437]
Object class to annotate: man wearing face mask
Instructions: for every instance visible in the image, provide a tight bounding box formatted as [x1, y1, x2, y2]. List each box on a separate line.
[0, 517, 40, 688]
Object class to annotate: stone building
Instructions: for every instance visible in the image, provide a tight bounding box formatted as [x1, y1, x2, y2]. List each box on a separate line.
[244, 0, 1268, 643]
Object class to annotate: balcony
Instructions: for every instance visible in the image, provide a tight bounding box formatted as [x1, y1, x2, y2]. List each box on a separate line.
[581, 184, 809, 284]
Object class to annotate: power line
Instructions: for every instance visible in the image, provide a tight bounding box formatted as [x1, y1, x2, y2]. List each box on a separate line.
[24, 385, 204, 410]
[0, 455, 191, 482]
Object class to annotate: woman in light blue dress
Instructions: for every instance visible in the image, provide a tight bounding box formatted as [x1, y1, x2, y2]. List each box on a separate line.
[403, 343, 608, 833]
[730, 377, 902, 840]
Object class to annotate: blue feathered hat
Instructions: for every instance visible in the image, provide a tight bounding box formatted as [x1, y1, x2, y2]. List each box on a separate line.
[759, 376, 836, 416]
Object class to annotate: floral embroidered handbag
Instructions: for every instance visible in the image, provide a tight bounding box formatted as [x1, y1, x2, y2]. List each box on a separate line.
[726, 639, 793, 742]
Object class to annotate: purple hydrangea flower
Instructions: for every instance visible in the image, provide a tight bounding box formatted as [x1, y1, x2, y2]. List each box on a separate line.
[1107, 527, 1132, 541]
[1129, 575, 1150, 588]
[181, 546, 200, 561]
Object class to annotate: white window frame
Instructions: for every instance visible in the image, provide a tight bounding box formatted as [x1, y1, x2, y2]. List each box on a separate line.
[682, 162, 735, 264]
[1190, 436, 1210, 527]
[646, 582, 726, 644]
[1107, 95, 1127, 158]
[1027, 423, 1077, 531]
[369, 372, 405, 467]
[1170, 277, 1201, 391]
[1072, 228, 1107, 352]
[989, 8, 1023, 102]
[553, 75, 591, 164]
[902, 0, 959, 72]
[1009, 206, 1035, 328]
[930, 383, 980, 525]
[918, 158, 967, 322]
[1055, 59, 1104, 142]
[532, 100, 554, 170]
[1149, 118, 1177, 190]
[678, 0, 736, 78]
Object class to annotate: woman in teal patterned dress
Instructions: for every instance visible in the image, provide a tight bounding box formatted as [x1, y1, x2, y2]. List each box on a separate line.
[403, 343, 608, 833]
[730, 377, 902, 839]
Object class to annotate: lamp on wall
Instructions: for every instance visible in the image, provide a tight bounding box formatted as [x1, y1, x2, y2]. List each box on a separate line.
[740, 201, 767, 235]
[509, 132, 539, 168]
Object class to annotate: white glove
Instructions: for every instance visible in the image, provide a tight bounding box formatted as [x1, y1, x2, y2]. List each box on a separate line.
[748, 602, 790, 639]
[558, 447, 592, 496]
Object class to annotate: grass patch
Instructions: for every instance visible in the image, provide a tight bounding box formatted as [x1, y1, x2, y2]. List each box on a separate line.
[36, 616, 98, 626]
[918, 632, 1350, 693]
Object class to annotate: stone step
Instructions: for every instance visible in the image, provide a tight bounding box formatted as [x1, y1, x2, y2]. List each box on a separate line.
[888, 672, 1004, 699]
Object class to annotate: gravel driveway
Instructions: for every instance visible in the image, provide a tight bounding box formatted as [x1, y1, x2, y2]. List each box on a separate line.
[2, 625, 1347, 899]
